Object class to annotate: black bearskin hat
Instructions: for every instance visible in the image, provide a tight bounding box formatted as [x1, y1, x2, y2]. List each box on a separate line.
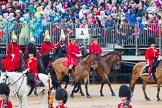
[119, 84, 131, 99]
[70, 34, 76, 40]
[148, 37, 155, 46]
[0, 83, 10, 96]
[55, 88, 68, 104]
[28, 43, 36, 55]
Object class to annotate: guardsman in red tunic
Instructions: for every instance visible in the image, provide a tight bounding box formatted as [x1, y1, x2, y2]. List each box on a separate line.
[1, 34, 21, 71]
[55, 29, 68, 49]
[118, 84, 132, 108]
[55, 88, 68, 108]
[145, 37, 161, 79]
[0, 83, 13, 108]
[89, 36, 102, 56]
[40, 30, 54, 55]
[63, 35, 82, 76]
[55, 29, 68, 57]
[25, 48, 38, 96]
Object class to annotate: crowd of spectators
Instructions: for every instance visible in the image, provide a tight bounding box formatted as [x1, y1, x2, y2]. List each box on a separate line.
[0, 0, 162, 46]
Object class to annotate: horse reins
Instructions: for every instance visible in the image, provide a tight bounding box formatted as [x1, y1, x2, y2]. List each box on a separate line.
[3, 72, 26, 95]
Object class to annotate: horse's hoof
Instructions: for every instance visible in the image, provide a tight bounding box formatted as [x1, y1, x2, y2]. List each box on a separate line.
[100, 94, 104, 97]
[112, 93, 116, 96]
[70, 94, 74, 98]
[81, 93, 85, 96]
[146, 98, 151, 101]
[157, 98, 161, 101]
[87, 95, 91, 98]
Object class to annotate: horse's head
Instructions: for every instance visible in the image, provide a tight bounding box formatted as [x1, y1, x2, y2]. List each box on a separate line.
[0, 72, 10, 85]
[80, 52, 100, 68]
[80, 45, 88, 56]
[103, 51, 122, 70]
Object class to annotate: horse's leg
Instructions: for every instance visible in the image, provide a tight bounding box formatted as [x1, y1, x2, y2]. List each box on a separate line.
[106, 77, 115, 96]
[85, 80, 91, 98]
[129, 69, 140, 94]
[64, 75, 69, 89]
[18, 97, 23, 108]
[70, 82, 79, 98]
[22, 94, 28, 108]
[79, 82, 85, 96]
[157, 80, 161, 101]
[142, 80, 150, 101]
[100, 81, 105, 96]
[39, 90, 46, 108]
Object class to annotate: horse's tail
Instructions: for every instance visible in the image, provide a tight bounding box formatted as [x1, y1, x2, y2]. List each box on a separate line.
[73, 82, 81, 93]
[49, 68, 58, 90]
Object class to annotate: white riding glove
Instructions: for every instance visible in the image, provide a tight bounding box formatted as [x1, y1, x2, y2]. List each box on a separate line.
[157, 56, 162, 60]
[76, 54, 82, 57]
[11, 54, 15, 58]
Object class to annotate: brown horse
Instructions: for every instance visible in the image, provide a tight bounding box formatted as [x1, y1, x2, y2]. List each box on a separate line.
[94, 51, 122, 96]
[51, 52, 99, 98]
[129, 60, 162, 101]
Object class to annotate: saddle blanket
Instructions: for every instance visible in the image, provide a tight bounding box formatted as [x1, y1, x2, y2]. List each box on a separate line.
[140, 65, 158, 76]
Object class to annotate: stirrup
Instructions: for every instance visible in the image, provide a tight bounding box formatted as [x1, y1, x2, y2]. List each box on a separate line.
[149, 73, 153, 79]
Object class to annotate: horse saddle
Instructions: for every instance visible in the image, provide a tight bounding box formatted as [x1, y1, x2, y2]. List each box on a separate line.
[25, 72, 44, 87]
[141, 64, 158, 76]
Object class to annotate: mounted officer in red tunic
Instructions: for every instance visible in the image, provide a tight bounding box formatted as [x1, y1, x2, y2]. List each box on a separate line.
[40, 30, 54, 55]
[145, 37, 161, 79]
[63, 35, 82, 76]
[89, 36, 103, 56]
[1, 34, 21, 72]
[25, 47, 38, 96]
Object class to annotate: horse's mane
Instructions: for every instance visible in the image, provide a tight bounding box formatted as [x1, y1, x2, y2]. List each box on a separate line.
[81, 52, 98, 58]
[102, 51, 119, 58]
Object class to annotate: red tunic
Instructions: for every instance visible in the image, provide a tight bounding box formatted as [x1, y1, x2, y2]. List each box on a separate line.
[89, 42, 102, 56]
[25, 57, 38, 75]
[55, 41, 68, 49]
[145, 47, 160, 64]
[55, 105, 67, 108]
[1, 43, 21, 71]
[0, 99, 13, 108]
[63, 42, 81, 66]
[40, 42, 54, 54]
[117, 103, 132, 108]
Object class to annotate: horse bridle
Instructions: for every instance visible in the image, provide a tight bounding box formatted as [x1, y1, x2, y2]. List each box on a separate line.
[2, 72, 26, 95]
[113, 54, 121, 69]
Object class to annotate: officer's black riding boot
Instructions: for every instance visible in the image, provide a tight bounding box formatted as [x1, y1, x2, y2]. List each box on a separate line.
[68, 69, 72, 77]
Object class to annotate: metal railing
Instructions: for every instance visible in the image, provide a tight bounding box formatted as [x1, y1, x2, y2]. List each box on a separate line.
[0, 23, 162, 54]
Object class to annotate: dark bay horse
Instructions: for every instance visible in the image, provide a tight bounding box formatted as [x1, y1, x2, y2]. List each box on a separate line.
[129, 60, 162, 101]
[51, 52, 99, 98]
[92, 51, 122, 96]
[38, 49, 57, 74]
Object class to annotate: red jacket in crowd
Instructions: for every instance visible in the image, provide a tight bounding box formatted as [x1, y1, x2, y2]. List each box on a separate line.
[63, 42, 81, 66]
[117, 103, 132, 108]
[55, 41, 68, 49]
[25, 57, 38, 75]
[40, 42, 54, 55]
[1, 43, 21, 71]
[89, 42, 102, 56]
[0, 99, 13, 108]
[145, 47, 160, 64]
